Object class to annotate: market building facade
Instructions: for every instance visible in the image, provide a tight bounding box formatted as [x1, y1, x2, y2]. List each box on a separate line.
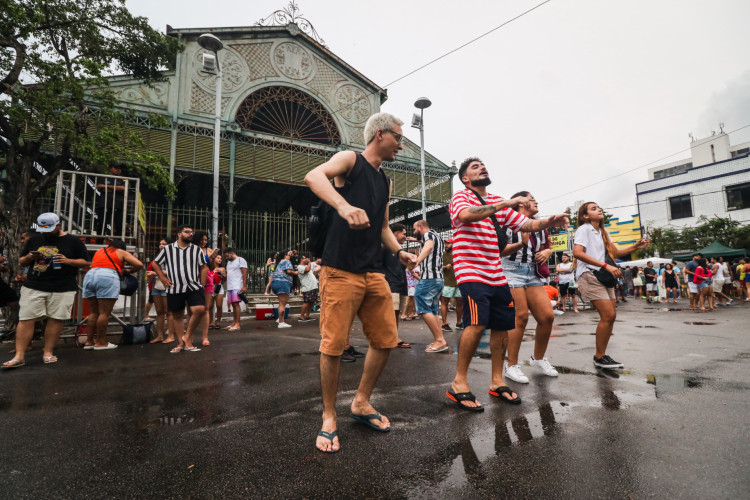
[101, 15, 454, 287]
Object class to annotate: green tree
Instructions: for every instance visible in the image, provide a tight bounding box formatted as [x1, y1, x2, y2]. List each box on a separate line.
[0, 0, 180, 275]
[646, 216, 750, 256]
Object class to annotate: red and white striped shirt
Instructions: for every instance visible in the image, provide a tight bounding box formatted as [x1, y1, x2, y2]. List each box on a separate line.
[449, 189, 528, 286]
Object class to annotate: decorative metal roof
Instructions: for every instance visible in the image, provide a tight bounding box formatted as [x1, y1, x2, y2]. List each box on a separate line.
[255, 1, 327, 48]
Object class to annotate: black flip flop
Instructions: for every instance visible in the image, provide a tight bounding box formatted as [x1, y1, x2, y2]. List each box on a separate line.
[316, 430, 339, 453]
[446, 390, 484, 412]
[488, 386, 522, 404]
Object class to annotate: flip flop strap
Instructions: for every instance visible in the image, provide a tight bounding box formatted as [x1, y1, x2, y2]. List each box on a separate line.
[353, 413, 381, 421]
[317, 430, 338, 440]
[451, 392, 476, 402]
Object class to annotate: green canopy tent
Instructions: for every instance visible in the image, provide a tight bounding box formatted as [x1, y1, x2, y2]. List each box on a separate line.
[673, 240, 747, 260]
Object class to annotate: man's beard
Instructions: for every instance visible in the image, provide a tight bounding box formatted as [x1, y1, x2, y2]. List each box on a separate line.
[471, 177, 492, 187]
[42, 232, 58, 243]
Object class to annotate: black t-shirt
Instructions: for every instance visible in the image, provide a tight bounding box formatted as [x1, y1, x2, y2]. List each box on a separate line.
[290, 256, 301, 267]
[381, 245, 407, 295]
[22, 234, 89, 292]
[643, 267, 657, 284]
[322, 154, 390, 273]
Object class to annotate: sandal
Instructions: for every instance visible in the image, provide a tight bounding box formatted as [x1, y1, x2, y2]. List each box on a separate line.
[43, 355, 58, 364]
[170, 346, 184, 354]
[397, 341, 412, 348]
[2, 358, 25, 369]
[425, 344, 449, 353]
[446, 390, 484, 412]
[184, 346, 201, 352]
[202, 339, 210, 346]
[316, 430, 339, 453]
[489, 386, 522, 404]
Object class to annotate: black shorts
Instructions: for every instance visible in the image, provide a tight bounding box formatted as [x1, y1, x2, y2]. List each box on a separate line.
[558, 283, 572, 296]
[167, 288, 205, 312]
[458, 282, 515, 331]
[0, 280, 19, 306]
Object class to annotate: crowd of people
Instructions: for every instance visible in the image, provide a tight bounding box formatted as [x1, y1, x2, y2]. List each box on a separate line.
[2, 112, 749, 457]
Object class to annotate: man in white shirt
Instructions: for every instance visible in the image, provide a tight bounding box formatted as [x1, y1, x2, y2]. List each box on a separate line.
[224, 248, 247, 331]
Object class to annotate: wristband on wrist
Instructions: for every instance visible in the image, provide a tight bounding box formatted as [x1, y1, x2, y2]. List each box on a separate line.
[395, 248, 404, 257]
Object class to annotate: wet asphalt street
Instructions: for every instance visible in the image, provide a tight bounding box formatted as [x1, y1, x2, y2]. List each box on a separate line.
[1, 299, 749, 499]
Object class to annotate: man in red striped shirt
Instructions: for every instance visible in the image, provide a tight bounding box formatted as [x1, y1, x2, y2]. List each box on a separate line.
[445, 157, 568, 412]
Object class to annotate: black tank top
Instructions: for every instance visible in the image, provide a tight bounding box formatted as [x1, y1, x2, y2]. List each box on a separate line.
[322, 153, 390, 273]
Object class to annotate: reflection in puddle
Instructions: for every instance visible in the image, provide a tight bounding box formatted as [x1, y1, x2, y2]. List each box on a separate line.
[684, 322, 717, 326]
[635, 326, 657, 328]
[646, 373, 705, 397]
[658, 308, 684, 312]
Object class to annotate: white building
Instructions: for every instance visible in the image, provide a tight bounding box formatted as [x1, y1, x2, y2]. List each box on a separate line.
[636, 130, 750, 231]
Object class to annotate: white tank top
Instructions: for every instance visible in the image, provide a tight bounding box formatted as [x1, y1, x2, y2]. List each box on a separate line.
[557, 262, 574, 284]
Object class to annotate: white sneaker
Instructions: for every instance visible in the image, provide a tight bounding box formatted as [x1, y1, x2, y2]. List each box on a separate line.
[504, 363, 529, 384]
[529, 356, 558, 377]
[277, 322, 292, 329]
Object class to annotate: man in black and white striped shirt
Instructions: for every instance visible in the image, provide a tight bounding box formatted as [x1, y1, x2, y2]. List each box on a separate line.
[152, 225, 207, 353]
[412, 220, 448, 352]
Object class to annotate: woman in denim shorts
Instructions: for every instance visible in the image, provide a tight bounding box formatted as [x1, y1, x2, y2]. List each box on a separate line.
[271, 251, 297, 328]
[82, 239, 143, 350]
[500, 191, 559, 384]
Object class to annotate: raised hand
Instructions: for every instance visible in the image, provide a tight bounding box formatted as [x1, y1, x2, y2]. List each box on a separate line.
[546, 214, 570, 229]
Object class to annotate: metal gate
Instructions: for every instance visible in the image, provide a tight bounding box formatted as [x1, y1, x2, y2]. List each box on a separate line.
[143, 205, 309, 292]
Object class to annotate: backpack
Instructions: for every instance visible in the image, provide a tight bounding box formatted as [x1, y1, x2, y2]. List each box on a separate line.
[308, 199, 332, 258]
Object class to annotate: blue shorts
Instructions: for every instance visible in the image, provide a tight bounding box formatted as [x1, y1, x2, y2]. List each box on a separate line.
[502, 261, 544, 288]
[415, 278, 443, 315]
[82, 268, 120, 299]
[151, 288, 167, 297]
[458, 282, 515, 331]
[271, 280, 291, 295]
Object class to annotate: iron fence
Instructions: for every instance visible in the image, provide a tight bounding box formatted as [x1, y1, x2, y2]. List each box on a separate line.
[143, 204, 310, 292]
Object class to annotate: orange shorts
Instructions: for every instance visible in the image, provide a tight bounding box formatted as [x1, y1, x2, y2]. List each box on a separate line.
[319, 266, 398, 356]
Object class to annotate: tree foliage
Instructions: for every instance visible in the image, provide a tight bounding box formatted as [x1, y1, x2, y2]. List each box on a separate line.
[0, 0, 181, 273]
[646, 216, 750, 257]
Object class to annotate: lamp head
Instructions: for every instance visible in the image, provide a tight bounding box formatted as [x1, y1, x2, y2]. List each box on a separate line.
[414, 97, 432, 109]
[198, 33, 224, 52]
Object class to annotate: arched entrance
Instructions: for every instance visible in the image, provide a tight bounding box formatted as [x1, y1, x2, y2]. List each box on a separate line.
[235, 86, 341, 146]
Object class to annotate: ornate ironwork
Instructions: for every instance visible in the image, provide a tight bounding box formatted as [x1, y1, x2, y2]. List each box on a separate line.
[235, 86, 341, 146]
[255, 1, 327, 48]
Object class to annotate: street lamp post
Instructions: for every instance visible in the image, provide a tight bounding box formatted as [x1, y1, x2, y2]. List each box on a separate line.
[198, 33, 224, 249]
[413, 97, 432, 220]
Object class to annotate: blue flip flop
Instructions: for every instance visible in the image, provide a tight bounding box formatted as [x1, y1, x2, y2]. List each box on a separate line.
[316, 430, 339, 453]
[349, 412, 390, 432]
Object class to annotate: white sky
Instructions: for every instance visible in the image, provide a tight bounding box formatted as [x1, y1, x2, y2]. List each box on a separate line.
[126, 0, 750, 220]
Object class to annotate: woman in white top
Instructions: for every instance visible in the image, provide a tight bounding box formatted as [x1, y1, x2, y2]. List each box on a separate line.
[573, 202, 648, 370]
[556, 254, 579, 313]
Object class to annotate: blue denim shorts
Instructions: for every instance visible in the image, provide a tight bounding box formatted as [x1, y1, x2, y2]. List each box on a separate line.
[82, 267, 120, 299]
[151, 288, 167, 297]
[271, 280, 291, 295]
[502, 261, 544, 288]
[415, 278, 444, 315]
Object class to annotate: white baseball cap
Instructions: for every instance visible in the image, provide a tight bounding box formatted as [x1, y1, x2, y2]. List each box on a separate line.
[36, 213, 60, 233]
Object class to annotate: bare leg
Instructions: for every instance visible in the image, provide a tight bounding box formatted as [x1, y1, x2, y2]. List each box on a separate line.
[41, 318, 63, 359]
[277, 293, 289, 324]
[231, 302, 241, 328]
[506, 287, 529, 366]
[85, 298, 99, 347]
[94, 298, 117, 346]
[421, 312, 446, 348]
[451, 324, 485, 409]
[350, 347, 391, 430]
[184, 305, 205, 348]
[440, 296, 449, 326]
[455, 296, 463, 325]
[524, 286, 555, 360]
[4, 319, 35, 363]
[317, 353, 341, 452]
[214, 294, 224, 326]
[202, 293, 213, 343]
[591, 299, 616, 358]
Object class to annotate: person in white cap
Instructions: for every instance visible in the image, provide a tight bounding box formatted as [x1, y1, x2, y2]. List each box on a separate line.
[2, 213, 90, 369]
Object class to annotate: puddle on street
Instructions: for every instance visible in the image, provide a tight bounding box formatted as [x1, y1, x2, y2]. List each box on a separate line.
[684, 322, 717, 326]
[646, 373, 706, 398]
[634, 325, 657, 328]
[658, 308, 684, 312]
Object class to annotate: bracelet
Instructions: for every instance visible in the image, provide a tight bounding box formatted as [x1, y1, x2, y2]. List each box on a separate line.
[395, 248, 404, 257]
